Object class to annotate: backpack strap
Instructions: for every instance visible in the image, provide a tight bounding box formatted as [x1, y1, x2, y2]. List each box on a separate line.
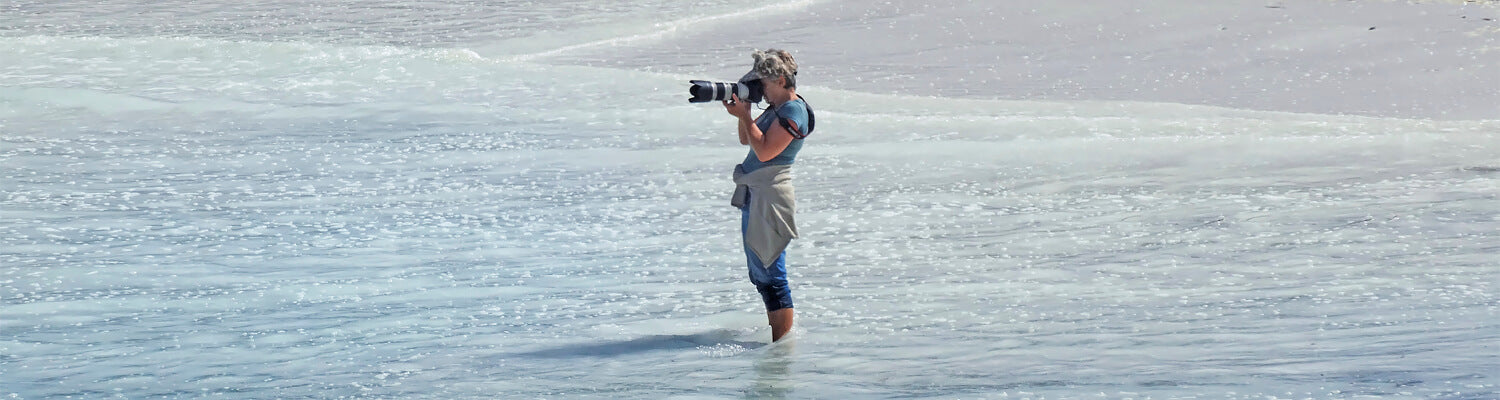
[802, 95, 815, 136]
[776, 95, 815, 139]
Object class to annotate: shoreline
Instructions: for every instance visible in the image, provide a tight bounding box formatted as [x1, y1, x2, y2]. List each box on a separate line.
[529, 0, 1500, 120]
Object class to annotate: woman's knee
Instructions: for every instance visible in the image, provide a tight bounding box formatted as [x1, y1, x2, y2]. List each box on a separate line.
[755, 282, 794, 311]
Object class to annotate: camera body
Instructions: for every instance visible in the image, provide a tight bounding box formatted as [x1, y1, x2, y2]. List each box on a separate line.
[687, 79, 764, 103]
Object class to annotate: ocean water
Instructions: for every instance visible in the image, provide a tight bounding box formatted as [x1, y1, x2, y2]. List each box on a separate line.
[3, 1, 1499, 398]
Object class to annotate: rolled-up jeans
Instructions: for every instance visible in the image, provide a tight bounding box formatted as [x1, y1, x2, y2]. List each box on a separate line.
[740, 192, 793, 311]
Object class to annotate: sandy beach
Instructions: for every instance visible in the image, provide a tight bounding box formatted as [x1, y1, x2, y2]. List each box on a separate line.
[514, 0, 1500, 120]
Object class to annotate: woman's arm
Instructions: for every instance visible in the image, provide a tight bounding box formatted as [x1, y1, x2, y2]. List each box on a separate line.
[741, 115, 795, 162]
[724, 94, 754, 146]
[738, 115, 750, 146]
[725, 94, 792, 159]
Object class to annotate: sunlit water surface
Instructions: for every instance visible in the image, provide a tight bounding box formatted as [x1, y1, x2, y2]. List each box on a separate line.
[3, 1, 1498, 398]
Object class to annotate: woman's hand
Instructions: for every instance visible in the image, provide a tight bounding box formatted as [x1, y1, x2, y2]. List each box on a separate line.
[723, 94, 752, 120]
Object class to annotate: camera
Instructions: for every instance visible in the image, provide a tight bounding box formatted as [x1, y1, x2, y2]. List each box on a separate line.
[687, 78, 764, 104]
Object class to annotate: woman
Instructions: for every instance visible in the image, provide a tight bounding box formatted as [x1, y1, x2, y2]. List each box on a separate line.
[724, 49, 814, 342]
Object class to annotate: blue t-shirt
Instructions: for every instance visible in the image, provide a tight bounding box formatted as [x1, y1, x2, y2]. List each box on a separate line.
[741, 98, 809, 173]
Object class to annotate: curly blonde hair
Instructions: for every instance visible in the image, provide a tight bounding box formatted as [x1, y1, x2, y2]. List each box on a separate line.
[752, 49, 798, 88]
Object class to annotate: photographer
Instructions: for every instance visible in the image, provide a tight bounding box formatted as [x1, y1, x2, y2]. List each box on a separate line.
[724, 49, 812, 343]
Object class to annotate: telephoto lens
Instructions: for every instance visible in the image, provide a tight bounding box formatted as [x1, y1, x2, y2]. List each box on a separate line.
[687, 79, 763, 103]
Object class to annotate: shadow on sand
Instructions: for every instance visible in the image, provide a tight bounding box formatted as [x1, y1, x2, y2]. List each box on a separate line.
[513, 329, 765, 359]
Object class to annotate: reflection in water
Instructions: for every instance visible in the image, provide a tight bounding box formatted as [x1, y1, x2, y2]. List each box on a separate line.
[748, 339, 795, 399]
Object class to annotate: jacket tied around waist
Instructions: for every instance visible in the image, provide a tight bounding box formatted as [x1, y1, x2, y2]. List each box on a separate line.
[731, 163, 798, 268]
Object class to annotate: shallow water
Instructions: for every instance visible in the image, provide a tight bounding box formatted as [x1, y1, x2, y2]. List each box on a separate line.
[4, 1, 1499, 398]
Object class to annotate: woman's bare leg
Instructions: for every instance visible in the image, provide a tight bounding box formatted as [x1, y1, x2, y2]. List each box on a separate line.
[768, 308, 794, 342]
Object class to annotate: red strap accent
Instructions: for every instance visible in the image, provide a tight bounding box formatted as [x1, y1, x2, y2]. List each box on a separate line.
[780, 117, 806, 139]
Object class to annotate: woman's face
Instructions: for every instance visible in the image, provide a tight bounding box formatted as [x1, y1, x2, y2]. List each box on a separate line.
[760, 76, 789, 102]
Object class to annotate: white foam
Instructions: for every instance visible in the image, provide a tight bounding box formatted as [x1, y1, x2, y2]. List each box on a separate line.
[505, 0, 826, 63]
